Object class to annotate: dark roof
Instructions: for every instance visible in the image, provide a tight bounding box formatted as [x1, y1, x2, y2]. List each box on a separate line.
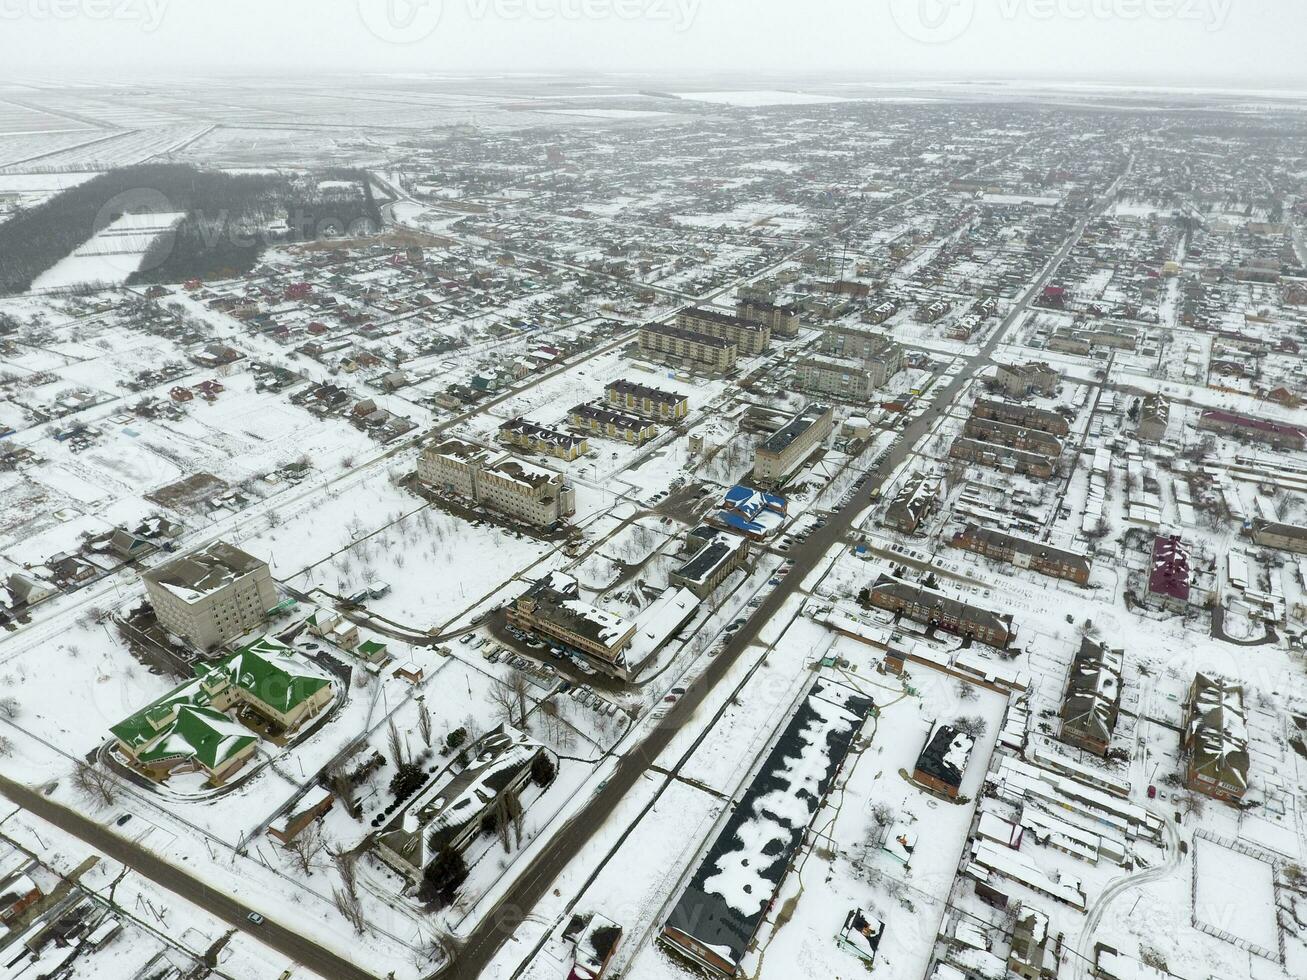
[606, 379, 686, 406]
[1148, 535, 1191, 601]
[1060, 638, 1124, 746]
[664, 680, 873, 970]
[759, 404, 831, 456]
[914, 725, 973, 789]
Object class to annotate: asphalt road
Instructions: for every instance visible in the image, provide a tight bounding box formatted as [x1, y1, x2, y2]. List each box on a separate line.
[0, 773, 378, 980]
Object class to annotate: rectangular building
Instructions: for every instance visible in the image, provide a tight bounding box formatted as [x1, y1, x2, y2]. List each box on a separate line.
[1198, 409, 1306, 451]
[963, 416, 1064, 456]
[949, 437, 1058, 479]
[677, 307, 770, 355]
[753, 403, 834, 487]
[1059, 638, 1124, 756]
[882, 474, 940, 535]
[797, 349, 900, 401]
[1183, 673, 1249, 803]
[498, 417, 588, 461]
[994, 362, 1060, 398]
[568, 403, 658, 445]
[971, 398, 1070, 436]
[818, 325, 904, 380]
[142, 542, 278, 651]
[605, 380, 688, 422]
[736, 297, 799, 337]
[639, 323, 738, 375]
[950, 524, 1091, 586]
[671, 526, 751, 599]
[913, 724, 974, 799]
[508, 572, 636, 678]
[662, 680, 873, 976]
[418, 438, 576, 527]
[867, 574, 1015, 648]
[1249, 519, 1307, 555]
[1136, 395, 1170, 443]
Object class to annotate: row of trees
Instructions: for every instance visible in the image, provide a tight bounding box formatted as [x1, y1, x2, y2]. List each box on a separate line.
[0, 163, 382, 295]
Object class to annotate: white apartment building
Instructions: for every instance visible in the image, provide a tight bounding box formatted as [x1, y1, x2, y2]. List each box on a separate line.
[418, 438, 576, 527]
[142, 541, 278, 651]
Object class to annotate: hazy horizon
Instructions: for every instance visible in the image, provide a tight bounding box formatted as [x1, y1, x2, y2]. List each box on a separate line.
[1, 0, 1303, 88]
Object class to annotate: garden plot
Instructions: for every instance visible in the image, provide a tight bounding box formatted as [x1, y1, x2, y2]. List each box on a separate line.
[1194, 837, 1280, 953]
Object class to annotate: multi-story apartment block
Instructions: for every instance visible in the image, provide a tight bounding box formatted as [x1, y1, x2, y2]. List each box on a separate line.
[818, 326, 904, 385]
[752, 404, 834, 487]
[676, 307, 771, 355]
[971, 398, 1070, 437]
[882, 474, 940, 535]
[949, 437, 1057, 479]
[735, 297, 800, 338]
[605, 380, 688, 422]
[1136, 394, 1170, 443]
[1249, 519, 1307, 555]
[1183, 673, 1250, 803]
[866, 574, 1015, 648]
[568, 402, 658, 445]
[142, 541, 278, 651]
[796, 347, 901, 400]
[1059, 638, 1124, 756]
[951, 524, 1091, 585]
[498, 417, 588, 460]
[994, 361, 1060, 398]
[639, 323, 738, 375]
[962, 416, 1064, 457]
[417, 438, 576, 527]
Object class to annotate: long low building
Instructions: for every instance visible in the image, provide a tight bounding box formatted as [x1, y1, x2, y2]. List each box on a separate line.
[677, 306, 771, 355]
[950, 523, 1091, 585]
[662, 679, 873, 976]
[417, 438, 576, 527]
[752, 403, 833, 487]
[508, 571, 636, 678]
[949, 437, 1058, 480]
[971, 398, 1070, 437]
[1249, 518, 1307, 555]
[867, 574, 1016, 648]
[568, 402, 658, 445]
[640, 323, 738, 374]
[1198, 409, 1306, 451]
[963, 416, 1064, 457]
[605, 379, 688, 422]
[498, 417, 588, 460]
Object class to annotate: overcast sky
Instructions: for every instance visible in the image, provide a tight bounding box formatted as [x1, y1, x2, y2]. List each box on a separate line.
[1, 0, 1303, 87]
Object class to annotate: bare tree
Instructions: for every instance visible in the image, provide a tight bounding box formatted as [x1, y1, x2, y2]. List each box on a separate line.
[418, 703, 433, 748]
[332, 886, 367, 934]
[330, 847, 359, 901]
[287, 823, 323, 875]
[387, 720, 406, 769]
[73, 760, 118, 807]
[0, 696, 19, 720]
[0, 735, 12, 757]
[489, 675, 531, 729]
[423, 927, 464, 967]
